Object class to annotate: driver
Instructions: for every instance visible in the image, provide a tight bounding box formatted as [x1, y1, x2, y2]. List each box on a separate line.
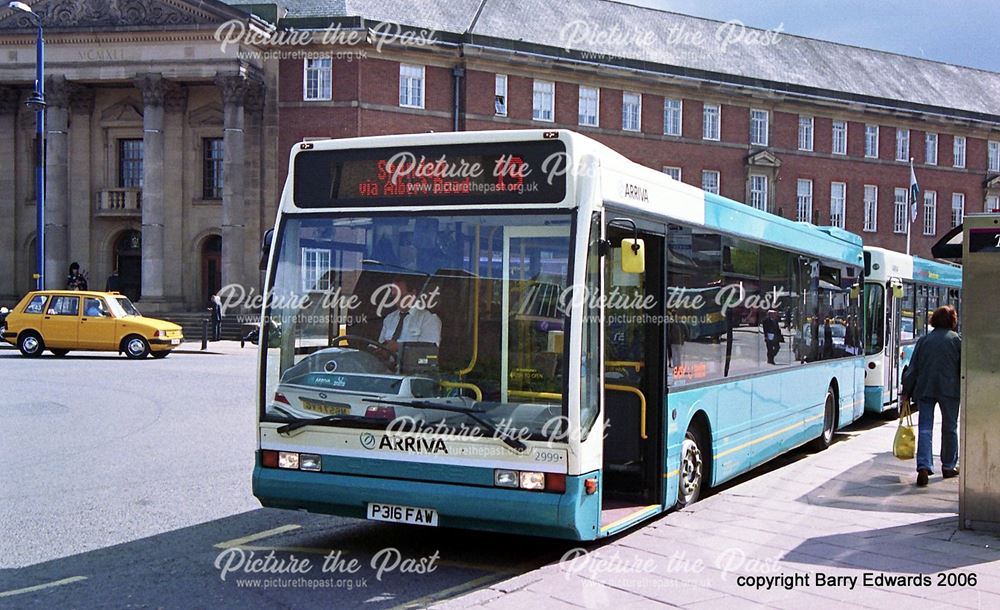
[378, 278, 441, 354]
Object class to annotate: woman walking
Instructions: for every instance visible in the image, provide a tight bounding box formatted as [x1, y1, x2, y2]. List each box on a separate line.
[901, 305, 961, 487]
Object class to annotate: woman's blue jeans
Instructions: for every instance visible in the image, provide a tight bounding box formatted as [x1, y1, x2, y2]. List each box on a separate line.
[916, 396, 960, 473]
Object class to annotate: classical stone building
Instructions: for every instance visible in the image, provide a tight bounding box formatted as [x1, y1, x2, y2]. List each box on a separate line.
[0, 0, 278, 309]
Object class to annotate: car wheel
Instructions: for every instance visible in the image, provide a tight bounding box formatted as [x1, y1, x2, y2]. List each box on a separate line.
[18, 332, 44, 358]
[677, 426, 708, 508]
[150, 350, 170, 359]
[123, 335, 150, 359]
[51, 349, 70, 357]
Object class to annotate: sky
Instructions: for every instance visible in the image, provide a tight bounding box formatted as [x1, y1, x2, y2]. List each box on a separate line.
[630, 0, 1000, 73]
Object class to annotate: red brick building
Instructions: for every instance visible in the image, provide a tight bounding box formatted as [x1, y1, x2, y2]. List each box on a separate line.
[262, 0, 1000, 259]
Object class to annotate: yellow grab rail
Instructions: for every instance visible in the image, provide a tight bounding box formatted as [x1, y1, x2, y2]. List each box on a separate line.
[508, 389, 563, 401]
[440, 380, 483, 402]
[605, 360, 645, 372]
[504, 385, 647, 440]
[605, 384, 648, 440]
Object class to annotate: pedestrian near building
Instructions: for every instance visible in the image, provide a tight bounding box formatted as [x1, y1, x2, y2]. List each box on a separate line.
[66, 262, 88, 291]
[210, 295, 223, 342]
[105, 269, 121, 293]
[901, 305, 962, 487]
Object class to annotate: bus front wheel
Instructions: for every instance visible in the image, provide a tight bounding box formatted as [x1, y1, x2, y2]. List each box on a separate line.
[678, 427, 706, 507]
[810, 388, 837, 451]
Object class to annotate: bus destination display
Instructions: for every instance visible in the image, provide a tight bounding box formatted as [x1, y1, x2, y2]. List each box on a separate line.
[293, 140, 568, 207]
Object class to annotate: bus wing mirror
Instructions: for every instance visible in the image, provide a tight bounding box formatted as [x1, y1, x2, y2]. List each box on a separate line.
[259, 229, 274, 272]
[621, 238, 645, 274]
[850, 284, 860, 299]
[892, 284, 904, 299]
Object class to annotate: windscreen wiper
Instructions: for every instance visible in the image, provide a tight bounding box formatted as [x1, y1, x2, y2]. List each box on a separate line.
[362, 398, 528, 453]
[276, 414, 381, 435]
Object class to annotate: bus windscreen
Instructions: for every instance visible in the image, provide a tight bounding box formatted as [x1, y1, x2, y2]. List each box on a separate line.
[292, 140, 568, 207]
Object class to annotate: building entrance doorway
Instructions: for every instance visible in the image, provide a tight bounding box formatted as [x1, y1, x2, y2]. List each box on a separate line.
[114, 230, 142, 302]
[201, 235, 222, 307]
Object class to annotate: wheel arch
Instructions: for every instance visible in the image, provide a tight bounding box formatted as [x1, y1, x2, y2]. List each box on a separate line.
[684, 409, 714, 488]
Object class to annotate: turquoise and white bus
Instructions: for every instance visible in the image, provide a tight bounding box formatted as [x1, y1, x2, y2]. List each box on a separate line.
[253, 130, 865, 540]
[862, 247, 962, 415]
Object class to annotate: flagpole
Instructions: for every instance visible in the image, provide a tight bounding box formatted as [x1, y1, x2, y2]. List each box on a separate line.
[907, 157, 919, 256]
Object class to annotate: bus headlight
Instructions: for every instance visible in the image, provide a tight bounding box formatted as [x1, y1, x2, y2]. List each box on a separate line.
[519, 472, 546, 490]
[299, 453, 322, 471]
[278, 451, 299, 469]
[494, 470, 518, 488]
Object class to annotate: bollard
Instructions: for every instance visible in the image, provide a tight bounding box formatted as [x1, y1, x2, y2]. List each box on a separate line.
[201, 318, 208, 351]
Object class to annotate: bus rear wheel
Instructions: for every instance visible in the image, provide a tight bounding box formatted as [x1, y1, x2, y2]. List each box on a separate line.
[677, 427, 706, 507]
[810, 388, 837, 451]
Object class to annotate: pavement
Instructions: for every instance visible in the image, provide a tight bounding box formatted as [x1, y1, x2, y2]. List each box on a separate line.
[435, 417, 1000, 610]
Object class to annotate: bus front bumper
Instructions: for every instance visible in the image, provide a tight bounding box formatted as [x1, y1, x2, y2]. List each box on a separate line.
[253, 462, 601, 541]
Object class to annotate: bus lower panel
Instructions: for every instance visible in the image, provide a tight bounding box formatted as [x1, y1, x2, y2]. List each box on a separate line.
[864, 386, 888, 413]
[253, 462, 602, 541]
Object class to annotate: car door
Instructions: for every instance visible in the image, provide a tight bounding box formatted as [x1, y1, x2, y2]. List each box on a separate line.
[41, 295, 81, 349]
[78, 296, 118, 350]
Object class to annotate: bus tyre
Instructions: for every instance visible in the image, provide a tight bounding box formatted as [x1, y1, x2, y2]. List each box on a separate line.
[810, 388, 837, 451]
[881, 407, 899, 421]
[18, 332, 44, 358]
[678, 427, 706, 507]
[123, 335, 150, 359]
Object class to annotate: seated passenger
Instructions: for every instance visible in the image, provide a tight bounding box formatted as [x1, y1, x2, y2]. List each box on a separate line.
[85, 301, 104, 317]
[378, 278, 442, 354]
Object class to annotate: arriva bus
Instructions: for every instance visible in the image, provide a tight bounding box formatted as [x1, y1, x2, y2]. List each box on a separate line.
[862, 247, 962, 416]
[253, 130, 866, 540]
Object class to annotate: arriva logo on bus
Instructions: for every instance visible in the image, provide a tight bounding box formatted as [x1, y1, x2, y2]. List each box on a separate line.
[365, 434, 450, 454]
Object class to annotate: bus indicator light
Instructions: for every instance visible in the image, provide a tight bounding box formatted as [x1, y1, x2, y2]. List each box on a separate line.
[545, 473, 566, 493]
[584, 478, 598, 495]
[261, 450, 278, 468]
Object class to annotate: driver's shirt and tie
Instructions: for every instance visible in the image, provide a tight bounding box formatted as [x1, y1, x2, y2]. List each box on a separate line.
[378, 306, 442, 346]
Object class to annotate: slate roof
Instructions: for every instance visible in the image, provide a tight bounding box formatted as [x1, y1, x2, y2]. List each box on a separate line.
[230, 0, 1000, 123]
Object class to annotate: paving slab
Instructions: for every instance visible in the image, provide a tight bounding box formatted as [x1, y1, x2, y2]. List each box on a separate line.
[442, 415, 1000, 608]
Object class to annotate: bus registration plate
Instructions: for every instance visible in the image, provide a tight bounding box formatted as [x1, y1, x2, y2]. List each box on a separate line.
[367, 502, 438, 527]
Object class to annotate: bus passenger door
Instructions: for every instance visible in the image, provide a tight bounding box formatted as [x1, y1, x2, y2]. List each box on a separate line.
[599, 223, 665, 533]
[884, 280, 900, 406]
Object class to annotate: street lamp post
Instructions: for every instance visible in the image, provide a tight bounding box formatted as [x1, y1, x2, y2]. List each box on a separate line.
[10, 1, 45, 290]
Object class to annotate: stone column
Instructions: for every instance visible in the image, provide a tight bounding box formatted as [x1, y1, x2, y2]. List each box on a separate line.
[69, 86, 95, 282]
[0, 87, 19, 300]
[216, 73, 247, 293]
[44, 76, 71, 289]
[135, 74, 167, 302]
[162, 84, 188, 303]
[244, 80, 265, 292]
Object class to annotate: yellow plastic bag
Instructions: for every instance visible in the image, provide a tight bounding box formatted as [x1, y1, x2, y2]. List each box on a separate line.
[893, 399, 916, 460]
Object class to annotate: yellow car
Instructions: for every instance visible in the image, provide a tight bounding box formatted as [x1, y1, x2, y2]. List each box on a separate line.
[2, 290, 184, 359]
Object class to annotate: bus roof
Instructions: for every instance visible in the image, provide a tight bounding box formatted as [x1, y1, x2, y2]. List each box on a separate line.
[863, 246, 962, 287]
[284, 129, 865, 266]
